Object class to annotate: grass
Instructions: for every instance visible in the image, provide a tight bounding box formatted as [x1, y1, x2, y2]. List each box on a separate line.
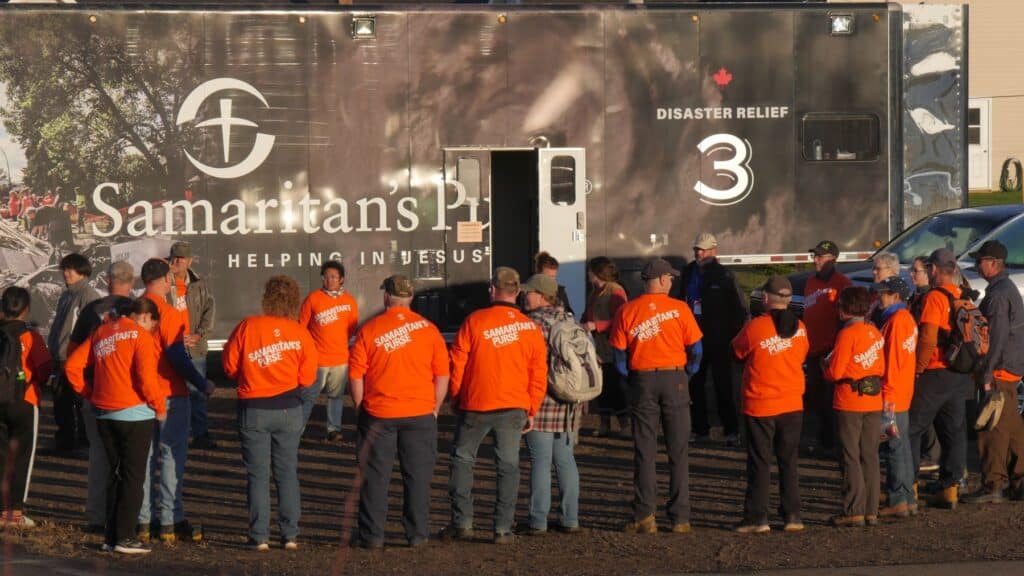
[968, 188, 1022, 207]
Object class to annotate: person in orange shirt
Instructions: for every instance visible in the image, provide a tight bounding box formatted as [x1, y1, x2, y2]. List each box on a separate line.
[223, 275, 318, 551]
[297, 260, 358, 443]
[137, 258, 211, 544]
[442, 267, 547, 545]
[0, 286, 52, 529]
[823, 286, 885, 527]
[803, 240, 853, 459]
[731, 277, 809, 534]
[348, 275, 449, 549]
[908, 248, 972, 509]
[66, 297, 165, 555]
[609, 258, 703, 535]
[873, 276, 919, 519]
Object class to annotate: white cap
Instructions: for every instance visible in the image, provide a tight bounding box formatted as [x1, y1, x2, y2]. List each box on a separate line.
[693, 232, 718, 250]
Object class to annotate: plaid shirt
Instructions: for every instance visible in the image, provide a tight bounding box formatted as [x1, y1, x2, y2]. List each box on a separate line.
[527, 306, 585, 434]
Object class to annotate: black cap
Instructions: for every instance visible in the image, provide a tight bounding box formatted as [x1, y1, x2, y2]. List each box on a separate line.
[641, 258, 681, 281]
[872, 276, 913, 302]
[968, 240, 1008, 261]
[809, 240, 840, 257]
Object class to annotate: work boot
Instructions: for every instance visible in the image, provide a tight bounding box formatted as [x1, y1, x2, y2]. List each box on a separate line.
[963, 486, 1006, 505]
[622, 514, 657, 534]
[878, 502, 910, 518]
[670, 522, 691, 534]
[439, 525, 473, 543]
[783, 516, 805, 533]
[734, 522, 769, 534]
[831, 515, 865, 528]
[912, 482, 918, 501]
[929, 485, 959, 509]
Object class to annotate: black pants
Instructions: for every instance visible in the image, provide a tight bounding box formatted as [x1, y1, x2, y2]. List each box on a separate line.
[909, 369, 970, 487]
[97, 418, 153, 545]
[356, 412, 437, 545]
[802, 357, 835, 451]
[629, 369, 690, 524]
[0, 399, 38, 511]
[597, 364, 628, 417]
[53, 373, 86, 449]
[743, 411, 802, 524]
[689, 343, 738, 436]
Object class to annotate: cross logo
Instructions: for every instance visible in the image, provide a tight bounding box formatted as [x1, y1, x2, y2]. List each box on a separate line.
[177, 78, 276, 179]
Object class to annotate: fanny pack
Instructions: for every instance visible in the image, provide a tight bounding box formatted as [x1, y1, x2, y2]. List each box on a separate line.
[841, 375, 881, 397]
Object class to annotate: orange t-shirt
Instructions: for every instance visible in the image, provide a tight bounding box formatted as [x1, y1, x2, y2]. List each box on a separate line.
[608, 293, 702, 371]
[803, 272, 853, 356]
[349, 306, 449, 419]
[881, 307, 918, 412]
[919, 283, 960, 371]
[298, 290, 359, 367]
[826, 320, 885, 412]
[19, 328, 52, 407]
[732, 315, 809, 417]
[173, 278, 190, 327]
[222, 315, 318, 400]
[449, 303, 547, 416]
[65, 317, 166, 417]
[144, 292, 188, 398]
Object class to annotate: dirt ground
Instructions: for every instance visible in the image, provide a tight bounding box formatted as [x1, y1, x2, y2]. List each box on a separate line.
[4, 390, 1024, 576]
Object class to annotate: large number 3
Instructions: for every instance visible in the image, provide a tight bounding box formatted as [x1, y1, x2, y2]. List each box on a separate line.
[693, 133, 754, 206]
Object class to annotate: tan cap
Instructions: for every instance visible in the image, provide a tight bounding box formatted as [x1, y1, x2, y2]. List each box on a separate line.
[380, 274, 414, 298]
[522, 274, 558, 298]
[492, 266, 520, 292]
[693, 232, 718, 250]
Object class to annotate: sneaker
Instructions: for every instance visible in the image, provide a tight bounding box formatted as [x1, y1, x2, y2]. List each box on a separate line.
[283, 540, 298, 551]
[438, 525, 473, 542]
[352, 537, 384, 549]
[249, 540, 270, 552]
[964, 487, 1007, 505]
[622, 514, 657, 534]
[734, 523, 769, 534]
[919, 459, 940, 473]
[113, 539, 151, 555]
[190, 435, 218, 450]
[670, 522, 692, 534]
[783, 517, 805, 533]
[493, 531, 516, 545]
[518, 526, 547, 536]
[724, 434, 741, 448]
[325, 430, 343, 443]
[1, 512, 36, 528]
[831, 515, 866, 528]
[553, 523, 581, 534]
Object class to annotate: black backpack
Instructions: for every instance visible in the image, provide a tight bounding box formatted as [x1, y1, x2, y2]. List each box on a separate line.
[0, 321, 28, 404]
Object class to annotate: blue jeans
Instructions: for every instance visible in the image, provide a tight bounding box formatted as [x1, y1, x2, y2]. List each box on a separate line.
[886, 411, 916, 506]
[187, 356, 209, 439]
[526, 430, 579, 530]
[238, 404, 304, 544]
[449, 409, 526, 534]
[300, 364, 348, 433]
[139, 396, 190, 526]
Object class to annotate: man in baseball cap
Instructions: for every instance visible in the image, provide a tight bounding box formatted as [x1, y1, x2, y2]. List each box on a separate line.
[640, 258, 681, 281]
[381, 274, 414, 298]
[810, 240, 840, 258]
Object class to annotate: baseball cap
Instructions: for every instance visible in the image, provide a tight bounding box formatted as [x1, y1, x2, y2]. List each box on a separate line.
[140, 258, 170, 284]
[380, 274, 414, 297]
[641, 258, 681, 281]
[693, 232, 718, 250]
[968, 240, 1008, 261]
[522, 274, 558, 299]
[810, 240, 839, 257]
[926, 248, 957, 267]
[763, 276, 793, 298]
[872, 276, 913, 301]
[169, 241, 192, 259]
[492, 266, 521, 292]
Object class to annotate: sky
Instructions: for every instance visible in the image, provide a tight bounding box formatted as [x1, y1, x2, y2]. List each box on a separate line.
[0, 83, 28, 185]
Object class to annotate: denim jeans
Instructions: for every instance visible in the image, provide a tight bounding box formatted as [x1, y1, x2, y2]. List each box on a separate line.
[187, 356, 209, 439]
[139, 396, 191, 527]
[886, 411, 916, 506]
[300, 364, 348, 433]
[449, 409, 527, 534]
[526, 430, 579, 530]
[238, 403, 304, 544]
[82, 400, 109, 527]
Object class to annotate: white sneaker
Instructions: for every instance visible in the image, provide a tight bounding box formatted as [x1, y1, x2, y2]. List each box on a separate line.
[113, 539, 151, 555]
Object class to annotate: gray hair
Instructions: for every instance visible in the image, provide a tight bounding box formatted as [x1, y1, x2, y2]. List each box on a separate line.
[874, 252, 899, 275]
[107, 261, 135, 286]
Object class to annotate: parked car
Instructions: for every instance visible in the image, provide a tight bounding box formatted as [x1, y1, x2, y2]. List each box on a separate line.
[749, 205, 1024, 316]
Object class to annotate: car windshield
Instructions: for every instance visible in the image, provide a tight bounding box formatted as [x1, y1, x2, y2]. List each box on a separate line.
[972, 217, 1024, 268]
[882, 213, 1007, 263]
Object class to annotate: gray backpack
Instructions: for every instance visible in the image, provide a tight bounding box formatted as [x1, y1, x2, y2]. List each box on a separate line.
[546, 317, 603, 403]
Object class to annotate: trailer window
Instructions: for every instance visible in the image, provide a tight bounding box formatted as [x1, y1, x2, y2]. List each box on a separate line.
[801, 114, 879, 162]
[551, 156, 576, 205]
[457, 157, 481, 199]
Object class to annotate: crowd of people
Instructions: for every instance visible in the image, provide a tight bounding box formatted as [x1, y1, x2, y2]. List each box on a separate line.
[0, 233, 1021, 555]
[4, 187, 84, 251]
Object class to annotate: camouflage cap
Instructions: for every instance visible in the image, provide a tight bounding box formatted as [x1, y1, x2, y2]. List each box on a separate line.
[492, 266, 521, 292]
[381, 274, 414, 298]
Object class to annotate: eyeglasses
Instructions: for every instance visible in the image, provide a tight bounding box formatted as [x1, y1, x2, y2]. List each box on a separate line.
[909, 268, 926, 274]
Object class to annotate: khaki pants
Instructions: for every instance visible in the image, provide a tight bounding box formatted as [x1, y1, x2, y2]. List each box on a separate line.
[977, 378, 1024, 490]
[836, 410, 881, 517]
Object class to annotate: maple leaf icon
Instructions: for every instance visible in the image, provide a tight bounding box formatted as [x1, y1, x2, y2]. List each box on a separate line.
[712, 67, 733, 88]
